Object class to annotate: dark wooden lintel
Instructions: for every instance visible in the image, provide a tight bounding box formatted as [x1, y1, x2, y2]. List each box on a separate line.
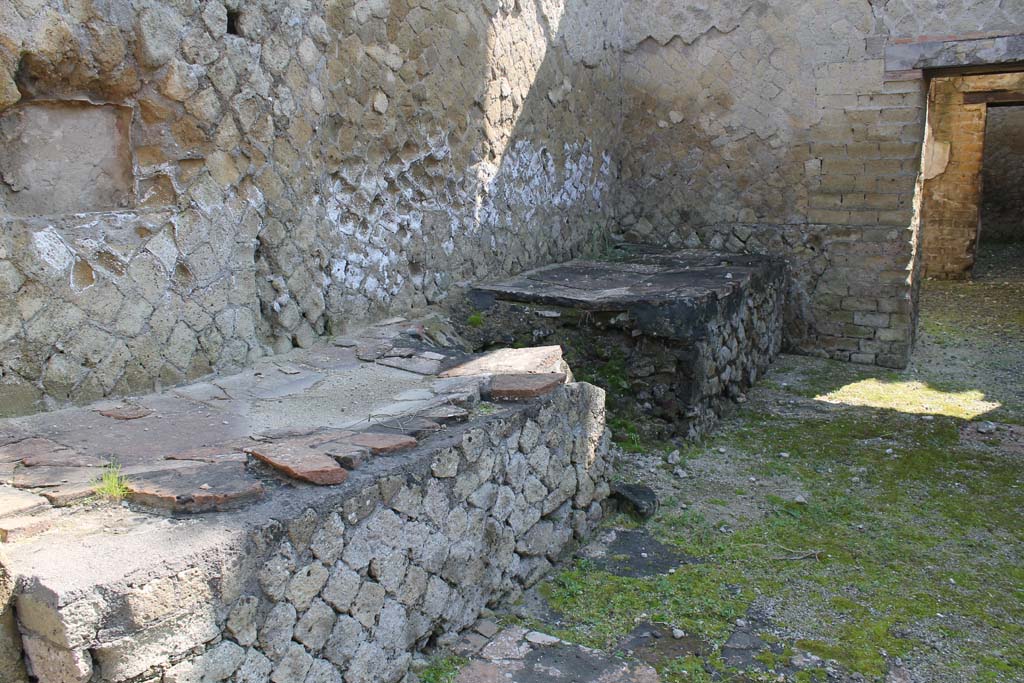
[963, 90, 1024, 105]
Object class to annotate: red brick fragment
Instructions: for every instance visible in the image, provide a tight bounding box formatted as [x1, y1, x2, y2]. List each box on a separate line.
[97, 405, 153, 420]
[245, 440, 349, 485]
[489, 373, 566, 400]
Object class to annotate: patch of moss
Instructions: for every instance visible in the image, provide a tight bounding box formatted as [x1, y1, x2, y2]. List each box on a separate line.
[466, 312, 485, 328]
[419, 655, 468, 683]
[541, 404, 1024, 681]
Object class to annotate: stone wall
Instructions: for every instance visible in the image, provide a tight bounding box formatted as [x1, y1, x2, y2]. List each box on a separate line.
[982, 105, 1024, 243]
[0, 0, 621, 415]
[3, 0, 1024, 409]
[9, 382, 611, 683]
[611, 0, 1023, 366]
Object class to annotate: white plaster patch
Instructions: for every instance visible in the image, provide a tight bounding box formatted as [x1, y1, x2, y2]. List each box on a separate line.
[146, 230, 181, 273]
[32, 227, 75, 272]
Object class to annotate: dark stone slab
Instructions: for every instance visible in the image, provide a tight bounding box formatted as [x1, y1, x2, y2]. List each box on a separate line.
[885, 34, 1024, 72]
[460, 246, 786, 440]
[417, 404, 469, 424]
[376, 355, 443, 375]
[513, 642, 657, 683]
[610, 482, 659, 519]
[615, 622, 706, 665]
[583, 528, 697, 578]
[363, 417, 442, 438]
[470, 249, 782, 337]
[126, 462, 264, 513]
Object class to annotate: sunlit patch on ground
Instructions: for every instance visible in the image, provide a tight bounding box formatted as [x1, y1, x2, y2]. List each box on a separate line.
[814, 378, 1001, 420]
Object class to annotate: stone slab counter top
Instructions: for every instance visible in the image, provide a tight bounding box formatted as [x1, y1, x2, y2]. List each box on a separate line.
[458, 246, 786, 439]
[0, 317, 612, 683]
[468, 245, 785, 338]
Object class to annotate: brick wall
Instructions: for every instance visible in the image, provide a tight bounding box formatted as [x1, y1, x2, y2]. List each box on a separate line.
[612, 1, 1024, 367]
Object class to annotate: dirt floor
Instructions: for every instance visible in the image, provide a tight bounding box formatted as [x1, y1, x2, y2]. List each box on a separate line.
[424, 243, 1024, 683]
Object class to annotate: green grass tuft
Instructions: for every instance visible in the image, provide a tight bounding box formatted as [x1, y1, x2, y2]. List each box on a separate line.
[420, 655, 468, 683]
[93, 462, 130, 501]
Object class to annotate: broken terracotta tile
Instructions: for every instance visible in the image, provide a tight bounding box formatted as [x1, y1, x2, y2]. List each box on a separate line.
[126, 462, 265, 513]
[0, 486, 49, 518]
[0, 437, 73, 464]
[347, 432, 418, 454]
[96, 405, 153, 420]
[245, 440, 350, 485]
[0, 514, 54, 543]
[489, 373, 566, 400]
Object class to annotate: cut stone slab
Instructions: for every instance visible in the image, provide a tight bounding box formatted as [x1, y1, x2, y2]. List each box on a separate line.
[322, 442, 371, 470]
[489, 374, 566, 401]
[21, 450, 109, 468]
[461, 246, 785, 439]
[126, 462, 265, 513]
[418, 405, 470, 424]
[96, 405, 154, 420]
[440, 346, 565, 378]
[346, 433, 417, 454]
[40, 482, 97, 507]
[0, 514, 54, 543]
[376, 356, 443, 375]
[0, 438, 75, 464]
[364, 417, 441, 438]
[164, 444, 250, 463]
[245, 440, 349, 486]
[0, 486, 49, 518]
[12, 465, 95, 489]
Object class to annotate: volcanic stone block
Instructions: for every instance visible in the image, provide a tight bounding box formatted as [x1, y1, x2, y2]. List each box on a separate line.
[460, 246, 785, 439]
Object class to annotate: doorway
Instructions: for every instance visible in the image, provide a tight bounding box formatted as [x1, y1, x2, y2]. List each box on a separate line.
[918, 72, 1024, 279]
